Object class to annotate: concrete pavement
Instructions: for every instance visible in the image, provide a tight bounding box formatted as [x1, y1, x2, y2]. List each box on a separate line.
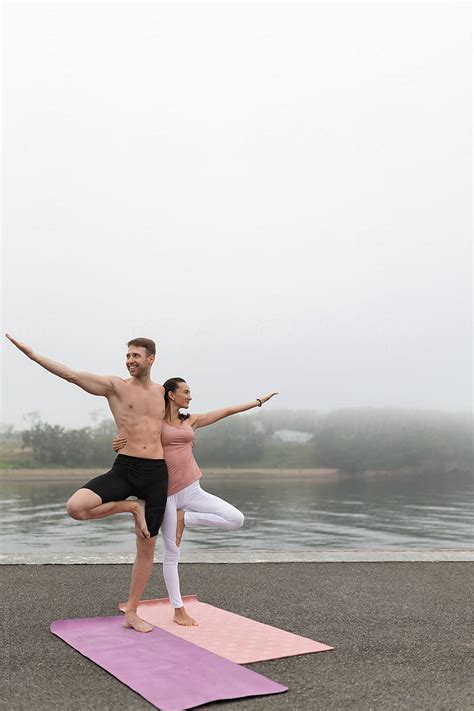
[1, 561, 473, 710]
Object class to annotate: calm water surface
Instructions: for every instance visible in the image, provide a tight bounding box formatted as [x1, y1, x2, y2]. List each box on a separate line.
[0, 472, 472, 553]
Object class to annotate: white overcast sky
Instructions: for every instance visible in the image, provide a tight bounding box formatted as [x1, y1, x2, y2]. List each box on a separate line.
[1, 1, 472, 429]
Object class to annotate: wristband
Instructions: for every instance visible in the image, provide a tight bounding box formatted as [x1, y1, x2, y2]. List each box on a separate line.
[256, 398, 262, 407]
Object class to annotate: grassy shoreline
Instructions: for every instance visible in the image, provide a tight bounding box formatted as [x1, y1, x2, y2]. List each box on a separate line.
[1, 466, 470, 482]
[0, 466, 340, 482]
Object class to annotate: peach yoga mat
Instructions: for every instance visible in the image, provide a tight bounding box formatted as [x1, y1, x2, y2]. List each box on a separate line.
[118, 596, 333, 663]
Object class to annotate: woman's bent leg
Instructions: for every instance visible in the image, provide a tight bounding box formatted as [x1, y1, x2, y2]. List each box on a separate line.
[184, 483, 244, 530]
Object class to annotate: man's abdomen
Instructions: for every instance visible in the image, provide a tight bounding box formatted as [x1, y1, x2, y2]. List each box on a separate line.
[119, 418, 164, 459]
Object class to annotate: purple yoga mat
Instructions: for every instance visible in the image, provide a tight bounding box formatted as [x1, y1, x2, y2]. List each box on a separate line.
[51, 616, 287, 711]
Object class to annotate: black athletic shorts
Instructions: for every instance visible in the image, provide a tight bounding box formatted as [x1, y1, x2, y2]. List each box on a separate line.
[83, 455, 168, 537]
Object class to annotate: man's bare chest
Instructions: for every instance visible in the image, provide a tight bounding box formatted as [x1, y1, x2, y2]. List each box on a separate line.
[116, 386, 165, 419]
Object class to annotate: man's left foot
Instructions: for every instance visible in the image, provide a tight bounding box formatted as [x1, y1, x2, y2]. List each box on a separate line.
[176, 510, 185, 547]
[123, 611, 153, 633]
[131, 500, 150, 539]
[174, 606, 198, 626]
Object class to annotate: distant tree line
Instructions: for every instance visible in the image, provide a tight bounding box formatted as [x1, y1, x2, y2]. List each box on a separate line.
[2, 408, 471, 473]
[306, 408, 473, 474]
[199, 408, 472, 473]
[21, 420, 117, 467]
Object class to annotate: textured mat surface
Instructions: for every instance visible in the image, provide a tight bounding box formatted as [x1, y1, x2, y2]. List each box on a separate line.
[118, 595, 334, 663]
[51, 616, 287, 711]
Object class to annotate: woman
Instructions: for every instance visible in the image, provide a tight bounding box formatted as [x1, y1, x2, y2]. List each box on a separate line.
[113, 378, 277, 626]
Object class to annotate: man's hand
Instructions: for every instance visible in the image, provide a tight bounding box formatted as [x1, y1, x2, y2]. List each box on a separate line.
[112, 435, 127, 452]
[5, 334, 34, 359]
[6, 333, 116, 396]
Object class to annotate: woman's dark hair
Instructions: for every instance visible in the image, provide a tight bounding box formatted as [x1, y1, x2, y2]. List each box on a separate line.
[163, 377, 190, 420]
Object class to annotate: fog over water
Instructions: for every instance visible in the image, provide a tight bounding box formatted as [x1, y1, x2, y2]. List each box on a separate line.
[2, 2, 471, 428]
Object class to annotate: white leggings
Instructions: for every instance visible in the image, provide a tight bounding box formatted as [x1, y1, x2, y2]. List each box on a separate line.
[161, 480, 244, 608]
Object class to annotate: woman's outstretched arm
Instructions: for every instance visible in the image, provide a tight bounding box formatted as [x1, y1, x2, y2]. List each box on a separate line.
[189, 392, 278, 430]
[111, 392, 279, 449]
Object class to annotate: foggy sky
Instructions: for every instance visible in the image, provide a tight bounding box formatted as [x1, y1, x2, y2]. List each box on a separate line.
[2, 2, 472, 429]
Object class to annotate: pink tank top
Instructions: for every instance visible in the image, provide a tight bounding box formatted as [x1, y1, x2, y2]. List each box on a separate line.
[162, 420, 202, 496]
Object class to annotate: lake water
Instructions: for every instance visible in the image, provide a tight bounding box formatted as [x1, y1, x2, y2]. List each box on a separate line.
[0, 472, 472, 553]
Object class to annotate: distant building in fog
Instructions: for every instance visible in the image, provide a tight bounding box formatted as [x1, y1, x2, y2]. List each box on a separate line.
[272, 430, 313, 443]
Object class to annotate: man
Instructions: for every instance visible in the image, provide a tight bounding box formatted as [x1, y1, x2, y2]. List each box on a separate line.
[5, 333, 167, 633]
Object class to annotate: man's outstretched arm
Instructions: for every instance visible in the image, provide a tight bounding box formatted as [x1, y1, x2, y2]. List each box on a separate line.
[5, 334, 117, 397]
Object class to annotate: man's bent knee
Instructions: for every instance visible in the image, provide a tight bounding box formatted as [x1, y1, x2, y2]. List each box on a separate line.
[66, 488, 101, 520]
[66, 501, 89, 520]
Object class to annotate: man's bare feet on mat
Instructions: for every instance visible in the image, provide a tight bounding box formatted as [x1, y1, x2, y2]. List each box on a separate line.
[176, 510, 185, 546]
[131, 500, 150, 539]
[174, 607, 198, 626]
[123, 611, 153, 633]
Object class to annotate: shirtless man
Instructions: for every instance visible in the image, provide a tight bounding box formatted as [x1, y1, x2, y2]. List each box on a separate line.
[5, 334, 167, 633]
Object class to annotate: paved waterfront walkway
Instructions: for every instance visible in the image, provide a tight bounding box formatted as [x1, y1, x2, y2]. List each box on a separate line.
[1, 562, 473, 710]
[1, 548, 473, 563]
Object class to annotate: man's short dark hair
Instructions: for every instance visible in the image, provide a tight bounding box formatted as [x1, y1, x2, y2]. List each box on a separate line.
[127, 338, 156, 357]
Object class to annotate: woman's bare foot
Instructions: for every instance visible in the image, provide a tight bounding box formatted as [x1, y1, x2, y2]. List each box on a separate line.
[176, 509, 185, 546]
[173, 607, 198, 626]
[123, 611, 153, 633]
[131, 500, 150, 539]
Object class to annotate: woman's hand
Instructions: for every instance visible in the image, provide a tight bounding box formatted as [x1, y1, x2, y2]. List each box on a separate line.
[112, 435, 127, 452]
[190, 392, 280, 430]
[258, 392, 279, 405]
